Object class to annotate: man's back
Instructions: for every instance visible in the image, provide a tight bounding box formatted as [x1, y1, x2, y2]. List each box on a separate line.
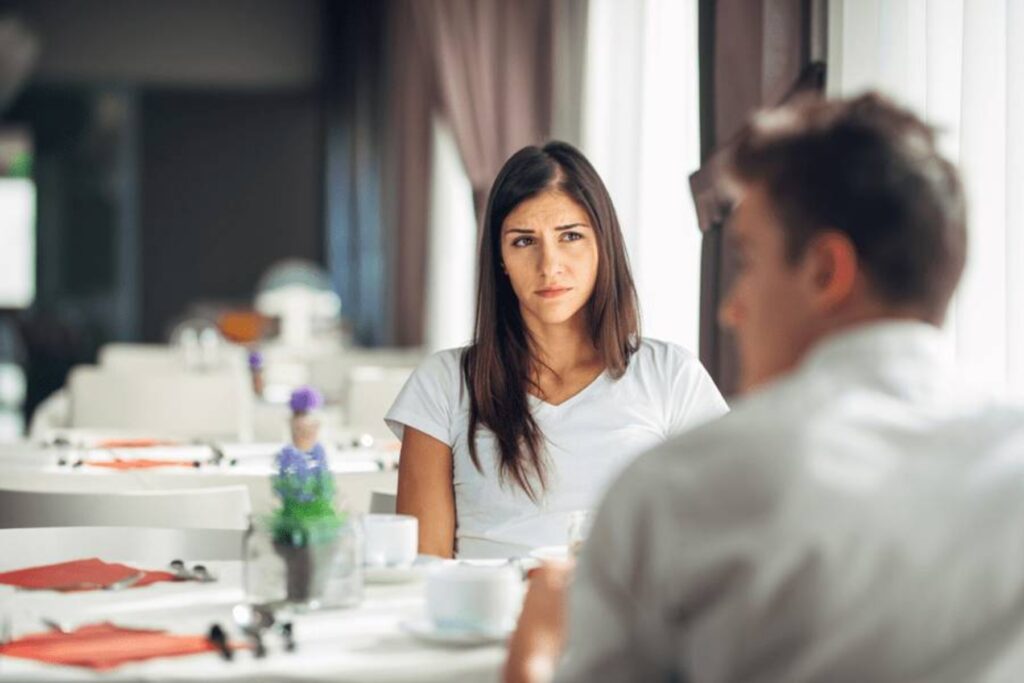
[559, 322, 1024, 682]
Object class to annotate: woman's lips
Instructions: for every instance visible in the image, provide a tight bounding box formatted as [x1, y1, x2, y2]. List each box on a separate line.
[536, 287, 572, 299]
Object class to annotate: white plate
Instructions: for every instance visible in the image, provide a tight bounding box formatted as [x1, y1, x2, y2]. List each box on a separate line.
[528, 545, 570, 562]
[399, 618, 511, 647]
[364, 555, 442, 584]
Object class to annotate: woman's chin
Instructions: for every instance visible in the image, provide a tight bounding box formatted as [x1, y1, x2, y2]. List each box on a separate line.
[525, 304, 586, 327]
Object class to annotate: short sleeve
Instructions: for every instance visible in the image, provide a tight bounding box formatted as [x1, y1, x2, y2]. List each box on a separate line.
[665, 346, 729, 435]
[384, 349, 463, 446]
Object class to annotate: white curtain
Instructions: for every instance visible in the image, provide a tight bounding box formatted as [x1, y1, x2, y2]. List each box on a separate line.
[829, 0, 1024, 397]
[424, 116, 477, 352]
[581, 0, 703, 352]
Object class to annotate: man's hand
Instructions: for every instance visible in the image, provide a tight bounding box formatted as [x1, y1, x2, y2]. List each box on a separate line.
[503, 561, 573, 683]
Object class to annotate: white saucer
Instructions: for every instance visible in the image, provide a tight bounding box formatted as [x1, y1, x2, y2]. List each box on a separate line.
[364, 555, 442, 584]
[528, 545, 570, 562]
[399, 618, 512, 646]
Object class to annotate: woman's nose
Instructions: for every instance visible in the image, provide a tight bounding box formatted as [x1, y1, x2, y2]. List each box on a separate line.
[538, 241, 564, 276]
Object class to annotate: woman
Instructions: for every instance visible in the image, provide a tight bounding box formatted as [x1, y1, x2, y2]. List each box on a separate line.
[386, 141, 727, 558]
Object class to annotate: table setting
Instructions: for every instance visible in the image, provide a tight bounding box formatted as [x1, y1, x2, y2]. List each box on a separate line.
[0, 386, 592, 681]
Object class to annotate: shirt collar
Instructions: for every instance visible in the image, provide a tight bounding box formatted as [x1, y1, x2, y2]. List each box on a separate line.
[795, 319, 955, 402]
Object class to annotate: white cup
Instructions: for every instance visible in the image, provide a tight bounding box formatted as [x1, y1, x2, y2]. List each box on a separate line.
[362, 514, 418, 568]
[425, 565, 522, 633]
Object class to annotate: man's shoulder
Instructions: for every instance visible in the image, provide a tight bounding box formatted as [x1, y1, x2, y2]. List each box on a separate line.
[605, 375, 812, 515]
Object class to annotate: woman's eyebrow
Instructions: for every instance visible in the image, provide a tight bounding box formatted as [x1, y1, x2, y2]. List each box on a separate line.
[555, 223, 589, 231]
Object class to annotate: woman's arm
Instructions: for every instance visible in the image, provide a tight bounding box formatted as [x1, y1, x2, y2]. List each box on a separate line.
[396, 426, 456, 558]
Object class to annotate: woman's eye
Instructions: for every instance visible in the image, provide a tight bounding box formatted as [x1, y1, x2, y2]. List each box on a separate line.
[561, 231, 584, 242]
[511, 236, 533, 247]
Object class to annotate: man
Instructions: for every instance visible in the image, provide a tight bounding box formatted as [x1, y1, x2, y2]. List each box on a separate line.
[504, 93, 1024, 682]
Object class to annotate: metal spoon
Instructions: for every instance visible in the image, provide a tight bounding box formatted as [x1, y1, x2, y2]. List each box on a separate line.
[232, 603, 274, 658]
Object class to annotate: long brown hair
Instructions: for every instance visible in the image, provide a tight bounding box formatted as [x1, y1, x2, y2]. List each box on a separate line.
[461, 141, 640, 500]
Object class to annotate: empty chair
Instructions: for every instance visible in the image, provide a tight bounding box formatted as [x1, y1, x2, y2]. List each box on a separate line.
[345, 365, 415, 441]
[0, 526, 245, 571]
[67, 365, 253, 440]
[98, 342, 247, 374]
[0, 485, 251, 530]
[308, 348, 424, 402]
[369, 490, 398, 514]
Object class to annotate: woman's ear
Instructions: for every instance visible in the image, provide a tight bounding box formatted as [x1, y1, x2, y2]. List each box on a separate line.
[804, 230, 858, 312]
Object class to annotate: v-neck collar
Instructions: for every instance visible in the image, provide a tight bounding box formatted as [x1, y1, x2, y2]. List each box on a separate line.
[528, 369, 610, 412]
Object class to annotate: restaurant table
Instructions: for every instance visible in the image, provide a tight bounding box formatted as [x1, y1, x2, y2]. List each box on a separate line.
[0, 559, 506, 682]
[0, 442, 398, 515]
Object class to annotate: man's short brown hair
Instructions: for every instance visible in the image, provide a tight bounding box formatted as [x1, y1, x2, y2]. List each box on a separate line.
[727, 92, 967, 323]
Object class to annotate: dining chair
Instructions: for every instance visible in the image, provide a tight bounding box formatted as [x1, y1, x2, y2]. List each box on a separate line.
[66, 365, 253, 440]
[345, 366, 415, 441]
[368, 490, 398, 514]
[0, 485, 252, 530]
[307, 348, 423, 402]
[98, 342, 247, 373]
[0, 526, 245, 571]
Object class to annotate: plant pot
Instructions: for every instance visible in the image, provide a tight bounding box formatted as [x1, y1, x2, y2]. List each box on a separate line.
[289, 413, 321, 452]
[273, 537, 341, 606]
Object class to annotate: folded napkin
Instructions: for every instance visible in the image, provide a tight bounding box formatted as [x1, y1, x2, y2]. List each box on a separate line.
[0, 622, 217, 670]
[95, 438, 179, 449]
[0, 558, 176, 592]
[84, 458, 197, 470]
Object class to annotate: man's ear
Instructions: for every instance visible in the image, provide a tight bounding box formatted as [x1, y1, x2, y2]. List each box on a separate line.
[802, 230, 858, 312]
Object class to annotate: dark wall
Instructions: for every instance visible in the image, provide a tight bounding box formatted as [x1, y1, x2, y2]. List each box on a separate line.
[140, 91, 323, 341]
[5, 0, 322, 88]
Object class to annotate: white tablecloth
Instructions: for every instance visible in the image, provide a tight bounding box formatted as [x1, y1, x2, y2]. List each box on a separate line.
[0, 442, 398, 515]
[0, 561, 504, 682]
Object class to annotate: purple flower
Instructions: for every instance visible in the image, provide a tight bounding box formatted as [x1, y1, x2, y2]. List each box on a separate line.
[289, 386, 323, 414]
[248, 350, 263, 370]
[307, 443, 328, 474]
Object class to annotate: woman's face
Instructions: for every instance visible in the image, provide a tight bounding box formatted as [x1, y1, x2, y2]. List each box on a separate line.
[500, 189, 599, 329]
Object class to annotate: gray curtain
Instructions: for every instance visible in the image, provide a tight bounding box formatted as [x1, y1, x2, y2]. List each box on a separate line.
[385, 0, 560, 346]
[691, 0, 819, 396]
[411, 0, 556, 219]
[384, 0, 435, 346]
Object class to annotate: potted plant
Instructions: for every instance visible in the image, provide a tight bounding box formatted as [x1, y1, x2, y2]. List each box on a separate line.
[269, 442, 344, 605]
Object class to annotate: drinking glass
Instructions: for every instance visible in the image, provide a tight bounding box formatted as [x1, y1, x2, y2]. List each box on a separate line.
[567, 510, 593, 559]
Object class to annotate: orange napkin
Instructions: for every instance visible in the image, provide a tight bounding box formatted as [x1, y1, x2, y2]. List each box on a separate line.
[95, 438, 179, 449]
[84, 459, 197, 470]
[0, 558, 176, 591]
[0, 622, 217, 670]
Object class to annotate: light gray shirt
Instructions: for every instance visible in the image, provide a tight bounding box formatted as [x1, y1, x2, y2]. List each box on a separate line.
[385, 339, 726, 558]
[558, 321, 1024, 683]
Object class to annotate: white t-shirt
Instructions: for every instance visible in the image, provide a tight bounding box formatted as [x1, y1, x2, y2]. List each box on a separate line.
[385, 338, 728, 558]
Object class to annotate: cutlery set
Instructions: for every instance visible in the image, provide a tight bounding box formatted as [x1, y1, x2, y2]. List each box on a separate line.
[206, 603, 295, 660]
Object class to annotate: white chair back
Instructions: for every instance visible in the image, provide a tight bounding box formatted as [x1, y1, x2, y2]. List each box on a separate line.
[0, 527, 245, 571]
[98, 342, 246, 373]
[345, 366, 414, 440]
[309, 348, 423, 402]
[0, 485, 251, 530]
[67, 365, 253, 440]
[368, 490, 397, 514]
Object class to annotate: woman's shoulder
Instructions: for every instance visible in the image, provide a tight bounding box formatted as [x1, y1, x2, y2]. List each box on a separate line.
[631, 337, 701, 371]
[411, 346, 468, 386]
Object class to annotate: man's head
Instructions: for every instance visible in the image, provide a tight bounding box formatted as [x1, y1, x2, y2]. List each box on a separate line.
[718, 92, 967, 392]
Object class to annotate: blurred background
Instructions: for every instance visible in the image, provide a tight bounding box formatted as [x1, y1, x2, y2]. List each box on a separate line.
[0, 0, 1021, 444]
[0, 0, 705, 438]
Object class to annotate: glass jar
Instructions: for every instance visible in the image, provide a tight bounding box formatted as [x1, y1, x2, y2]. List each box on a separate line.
[243, 515, 363, 611]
